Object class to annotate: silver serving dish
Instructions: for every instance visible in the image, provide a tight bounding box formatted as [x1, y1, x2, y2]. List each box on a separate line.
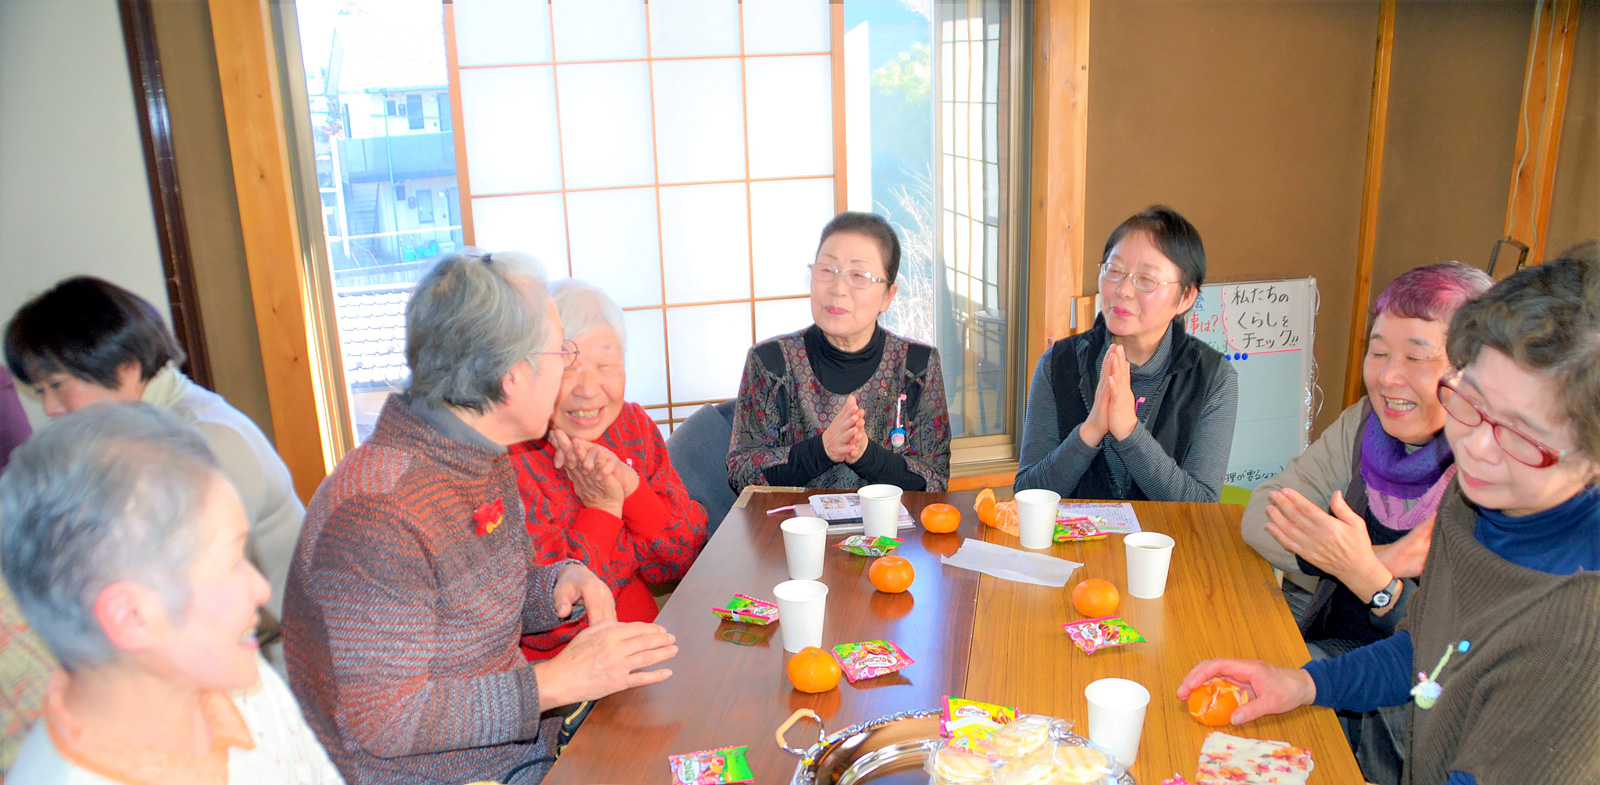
[776, 708, 1137, 785]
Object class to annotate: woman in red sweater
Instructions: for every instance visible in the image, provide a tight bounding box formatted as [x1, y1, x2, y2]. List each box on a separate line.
[509, 278, 708, 661]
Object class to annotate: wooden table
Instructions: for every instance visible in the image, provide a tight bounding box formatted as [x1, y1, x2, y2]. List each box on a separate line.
[544, 490, 1362, 784]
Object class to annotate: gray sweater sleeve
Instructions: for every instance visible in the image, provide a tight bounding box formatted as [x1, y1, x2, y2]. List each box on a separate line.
[1014, 352, 1100, 494]
[1109, 358, 1239, 502]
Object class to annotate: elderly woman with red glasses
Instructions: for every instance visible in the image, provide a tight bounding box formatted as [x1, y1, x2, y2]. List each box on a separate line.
[729, 211, 950, 492]
[1180, 242, 1600, 785]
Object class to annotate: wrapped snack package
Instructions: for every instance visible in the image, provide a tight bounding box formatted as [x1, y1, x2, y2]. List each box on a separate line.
[668, 745, 754, 784]
[710, 594, 778, 626]
[835, 534, 902, 557]
[1054, 516, 1106, 542]
[1195, 731, 1314, 785]
[1061, 616, 1146, 655]
[988, 714, 1054, 760]
[926, 739, 1000, 785]
[1161, 777, 1195, 785]
[942, 696, 1017, 739]
[830, 639, 914, 683]
[1051, 741, 1117, 784]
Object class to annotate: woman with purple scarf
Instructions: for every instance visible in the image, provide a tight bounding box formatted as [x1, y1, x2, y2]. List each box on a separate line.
[1240, 261, 1491, 784]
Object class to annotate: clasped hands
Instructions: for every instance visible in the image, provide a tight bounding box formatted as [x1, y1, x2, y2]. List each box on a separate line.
[1078, 344, 1140, 446]
[823, 394, 869, 464]
[536, 563, 677, 711]
[549, 429, 641, 518]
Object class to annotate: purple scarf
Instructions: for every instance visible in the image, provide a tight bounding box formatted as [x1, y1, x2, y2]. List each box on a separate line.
[1358, 410, 1454, 531]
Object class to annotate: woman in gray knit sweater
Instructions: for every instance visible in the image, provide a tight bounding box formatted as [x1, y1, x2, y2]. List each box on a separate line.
[1015, 205, 1237, 502]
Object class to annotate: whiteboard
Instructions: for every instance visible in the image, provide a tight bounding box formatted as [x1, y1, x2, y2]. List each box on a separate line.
[1183, 278, 1318, 489]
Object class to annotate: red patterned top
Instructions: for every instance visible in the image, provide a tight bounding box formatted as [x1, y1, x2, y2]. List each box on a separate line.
[508, 402, 708, 660]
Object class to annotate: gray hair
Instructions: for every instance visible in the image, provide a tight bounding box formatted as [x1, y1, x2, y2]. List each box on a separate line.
[0, 404, 216, 670]
[406, 253, 555, 414]
[551, 278, 627, 352]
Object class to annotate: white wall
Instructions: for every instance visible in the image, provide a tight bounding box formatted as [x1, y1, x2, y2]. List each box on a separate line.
[0, 0, 169, 427]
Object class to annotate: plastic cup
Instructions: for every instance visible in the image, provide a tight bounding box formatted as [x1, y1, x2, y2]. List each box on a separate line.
[780, 516, 828, 580]
[1085, 677, 1151, 768]
[1124, 532, 1176, 599]
[773, 579, 828, 653]
[1013, 488, 1061, 549]
[858, 484, 903, 540]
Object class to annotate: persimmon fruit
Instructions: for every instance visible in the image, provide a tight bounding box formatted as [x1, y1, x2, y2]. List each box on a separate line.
[787, 646, 842, 693]
[1188, 677, 1250, 726]
[1071, 578, 1120, 618]
[920, 503, 961, 533]
[869, 555, 915, 593]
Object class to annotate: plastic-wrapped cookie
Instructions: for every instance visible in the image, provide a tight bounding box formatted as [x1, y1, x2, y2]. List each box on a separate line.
[1052, 744, 1113, 785]
[989, 714, 1053, 761]
[928, 741, 998, 784]
[992, 758, 1059, 785]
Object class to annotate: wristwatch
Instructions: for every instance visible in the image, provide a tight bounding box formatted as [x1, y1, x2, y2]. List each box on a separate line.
[1367, 576, 1402, 610]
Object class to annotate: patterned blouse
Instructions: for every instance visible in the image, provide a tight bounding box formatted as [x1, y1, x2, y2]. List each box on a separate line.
[728, 326, 950, 492]
[508, 402, 708, 659]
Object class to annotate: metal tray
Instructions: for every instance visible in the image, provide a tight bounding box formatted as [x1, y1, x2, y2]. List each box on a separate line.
[776, 708, 1137, 785]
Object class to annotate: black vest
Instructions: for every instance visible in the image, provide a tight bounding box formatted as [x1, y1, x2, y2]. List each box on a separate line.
[1048, 315, 1225, 500]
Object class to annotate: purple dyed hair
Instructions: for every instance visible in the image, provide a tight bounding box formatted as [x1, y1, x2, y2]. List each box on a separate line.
[1370, 261, 1493, 325]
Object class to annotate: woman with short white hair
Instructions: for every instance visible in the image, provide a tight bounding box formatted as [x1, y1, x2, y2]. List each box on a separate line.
[508, 278, 708, 661]
[2, 404, 341, 784]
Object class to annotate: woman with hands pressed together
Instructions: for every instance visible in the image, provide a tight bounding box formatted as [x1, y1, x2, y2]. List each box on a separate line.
[728, 212, 950, 492]
[508, 279, 708, 662]
[1015, 205, 1237, 502]
[1180, 245, 1600, 785]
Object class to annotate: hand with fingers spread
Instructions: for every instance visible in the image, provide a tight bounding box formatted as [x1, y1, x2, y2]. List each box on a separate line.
[534, 620, 678, 711]
[823, 394, 869, 464]
[552, 562, 616, 624]
[1265, 488, 1393, 597]
[1103, 344, 1139, 441]
[1373, 514, 1434, 579]
[550, 429, 627, 517]
[1177, 658, 1317, 725]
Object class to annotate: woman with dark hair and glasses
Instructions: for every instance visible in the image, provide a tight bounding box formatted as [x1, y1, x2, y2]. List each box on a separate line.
[1015, 205, 1238, 502]
[729, 211, 950, 492]
[1180, 242, 1600, 785]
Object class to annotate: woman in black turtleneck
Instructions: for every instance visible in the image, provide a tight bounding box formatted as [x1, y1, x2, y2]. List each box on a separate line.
[727, 212, 951, 492]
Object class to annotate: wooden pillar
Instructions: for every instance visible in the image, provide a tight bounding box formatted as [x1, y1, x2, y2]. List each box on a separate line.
[207, 0, 334, 501]
[1341, 0, 1396, 410]
[1502, 0, 1582, 268]
[1026, 0, 1091, 374]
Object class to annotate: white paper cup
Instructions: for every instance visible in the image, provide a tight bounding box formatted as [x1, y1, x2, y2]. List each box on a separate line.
[773, 579, 828, 653]
[780, 516, 828, 580]
[1085, 677, 1151, 768]
[1124, 532, 1176, 599]
[1013, 489, 1061, 549]
[858, 484, 903, 540]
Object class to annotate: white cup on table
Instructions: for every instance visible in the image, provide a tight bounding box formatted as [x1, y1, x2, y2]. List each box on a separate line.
[780, 516, 828, 580]
[857, 484, 903, 540]
[1123, 532, 1176, 599]
[773, 579, 828, 653]
[1085, 677, 1151, 768]
[1013, 488, 1061, 549]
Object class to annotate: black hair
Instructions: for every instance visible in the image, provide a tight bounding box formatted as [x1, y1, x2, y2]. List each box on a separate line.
[4, 276, 185, 389]
[1101, 205, 1207, 293]
[1446, 240, 1600, 461]
[816, 211, 903, 284]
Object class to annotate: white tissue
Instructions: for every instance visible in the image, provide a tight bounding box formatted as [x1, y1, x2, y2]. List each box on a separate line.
[939, 539, 1083, 587]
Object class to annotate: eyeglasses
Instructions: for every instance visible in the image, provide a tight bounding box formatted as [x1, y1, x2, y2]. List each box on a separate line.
[529, 339, 580, 371]
[1436, 371, 1567, 468]
[1099, 262, 1180, 294]
[810, 263, 889, 289]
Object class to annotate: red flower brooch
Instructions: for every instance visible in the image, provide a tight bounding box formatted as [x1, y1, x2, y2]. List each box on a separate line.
[473, 498, 506, 536]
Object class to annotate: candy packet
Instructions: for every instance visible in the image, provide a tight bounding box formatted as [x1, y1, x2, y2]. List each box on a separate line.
[941, 696, 1017, 742]
[1054, 516, 1106, 542]
[1061, 616, 1146, 655]
[668, 745, 754, 784]
[831, 639, 914, 683]
[711, 594, 779, 625]
[835, 534, 902, 556]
